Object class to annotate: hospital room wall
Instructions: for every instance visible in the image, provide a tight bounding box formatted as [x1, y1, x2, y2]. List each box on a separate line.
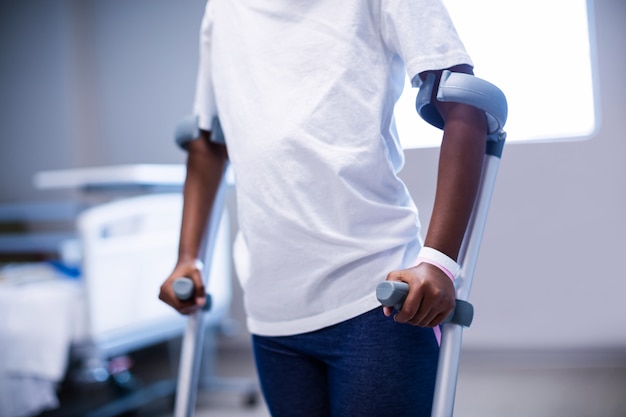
[0, 0, 203, 203]
[0, 0, 624, 351]
[402, 0, 626, 351]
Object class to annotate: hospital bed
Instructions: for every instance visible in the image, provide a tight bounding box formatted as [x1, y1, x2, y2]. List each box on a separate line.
[0, 164, 252, 417]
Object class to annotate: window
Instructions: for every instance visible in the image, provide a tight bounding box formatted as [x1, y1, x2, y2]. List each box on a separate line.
[395, 0, 598, 148]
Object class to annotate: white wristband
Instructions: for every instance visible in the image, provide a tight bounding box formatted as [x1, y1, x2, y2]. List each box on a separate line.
[416, 247, 460, 280]
[193, 259, 205, 272]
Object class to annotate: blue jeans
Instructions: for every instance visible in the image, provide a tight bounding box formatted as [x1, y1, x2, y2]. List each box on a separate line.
[252, 307, 439, 417]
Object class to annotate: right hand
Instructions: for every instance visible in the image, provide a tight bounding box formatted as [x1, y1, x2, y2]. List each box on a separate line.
[159, 258, 206, 315]
[383, 262, 455, 328]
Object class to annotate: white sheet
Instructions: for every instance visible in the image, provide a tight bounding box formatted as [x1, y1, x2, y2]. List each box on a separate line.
[0, 192, 233, 417]
[0, 265, 83, 417]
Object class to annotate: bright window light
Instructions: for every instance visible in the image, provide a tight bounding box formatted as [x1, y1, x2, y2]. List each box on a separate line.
[395, 0, 598, 149]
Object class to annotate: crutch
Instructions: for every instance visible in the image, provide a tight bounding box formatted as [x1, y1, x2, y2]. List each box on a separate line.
[377, 70, 508, 417]
[170, 115, 229, 417]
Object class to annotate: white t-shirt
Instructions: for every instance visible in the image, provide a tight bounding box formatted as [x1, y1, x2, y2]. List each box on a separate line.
[193, 0, 472, 336]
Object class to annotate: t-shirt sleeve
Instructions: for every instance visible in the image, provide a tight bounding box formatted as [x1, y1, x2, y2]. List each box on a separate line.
[192, 1, 217, 131]
[379, 0, 473, 87]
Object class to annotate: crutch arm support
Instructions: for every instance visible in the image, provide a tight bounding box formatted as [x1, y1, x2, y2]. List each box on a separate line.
[416, 70, 508, 146]
[175, 114, 226, 150]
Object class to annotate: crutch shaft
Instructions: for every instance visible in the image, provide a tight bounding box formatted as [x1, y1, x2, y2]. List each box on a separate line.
[173, 172, 229, 417]
[431, 150, 503, 417]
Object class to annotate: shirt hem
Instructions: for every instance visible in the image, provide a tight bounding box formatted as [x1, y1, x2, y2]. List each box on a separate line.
[247, 292, 383, 337]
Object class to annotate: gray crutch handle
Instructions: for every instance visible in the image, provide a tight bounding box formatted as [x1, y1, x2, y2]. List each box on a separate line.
[376, 281, 473, 327]
[173, 277, 194, 301]
[173, 276, 211, 311]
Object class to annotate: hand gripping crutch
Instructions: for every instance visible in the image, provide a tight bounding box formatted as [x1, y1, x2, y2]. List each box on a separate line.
[170, 115, 228, 417]
[377, 70, 508, 417]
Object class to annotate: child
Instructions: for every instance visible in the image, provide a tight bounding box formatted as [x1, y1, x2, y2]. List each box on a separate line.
[160, 1, 487, 415]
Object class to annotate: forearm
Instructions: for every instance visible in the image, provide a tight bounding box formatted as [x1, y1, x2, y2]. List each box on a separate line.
[178, 129, 229, 264]
[384, 69, 488, 326]
[424, 102, 487, 260]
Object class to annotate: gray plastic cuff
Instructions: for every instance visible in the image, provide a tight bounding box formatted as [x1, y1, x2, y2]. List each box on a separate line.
[175, 114, 226, 150]
[174, 115, 200, 150]
[416, 70, 508, 136]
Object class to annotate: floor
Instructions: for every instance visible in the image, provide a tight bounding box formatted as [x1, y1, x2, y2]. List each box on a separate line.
[178, 348, 626, 417]
[41, 342, 626, 417]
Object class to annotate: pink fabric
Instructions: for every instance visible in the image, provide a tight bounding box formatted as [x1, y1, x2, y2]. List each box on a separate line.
[434, 326, 442, 345]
